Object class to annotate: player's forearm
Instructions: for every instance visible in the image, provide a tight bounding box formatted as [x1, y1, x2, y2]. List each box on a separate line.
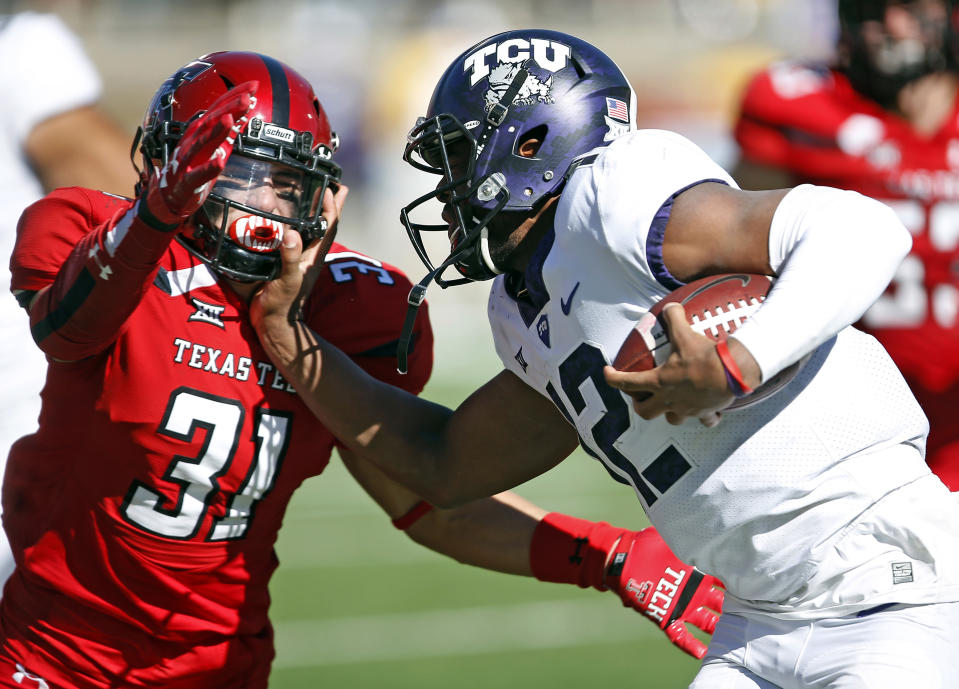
[28, 201, 177, 360]
[733, 185, 911, 382]
[260, 315, 477, 505]
[406, 491, 545, 575]
[28, 106, 137, 197]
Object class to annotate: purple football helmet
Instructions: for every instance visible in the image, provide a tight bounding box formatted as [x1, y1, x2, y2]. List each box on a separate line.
[395, 30, 636, 373]
[401, 29, 636, 288]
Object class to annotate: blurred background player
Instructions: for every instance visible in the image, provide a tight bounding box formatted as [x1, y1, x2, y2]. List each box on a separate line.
[732, 0, 959, 489]
[0, 11, 136, 588]
[2, 50, 720, 688]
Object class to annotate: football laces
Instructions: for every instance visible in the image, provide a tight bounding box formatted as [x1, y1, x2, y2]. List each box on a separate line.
[688, 297, 765, 340]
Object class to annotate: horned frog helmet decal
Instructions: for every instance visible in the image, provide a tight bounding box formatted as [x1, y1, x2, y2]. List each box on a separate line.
[483, 61, 555, 112]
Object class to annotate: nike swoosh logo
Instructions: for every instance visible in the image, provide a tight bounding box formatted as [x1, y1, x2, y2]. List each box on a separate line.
[560, 282, 580, 315]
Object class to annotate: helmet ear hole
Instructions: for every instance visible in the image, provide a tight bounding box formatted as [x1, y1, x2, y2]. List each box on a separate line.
[517, 124, 548, 158]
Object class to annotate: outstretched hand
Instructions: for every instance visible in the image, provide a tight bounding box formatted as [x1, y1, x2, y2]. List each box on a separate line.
[604, 303, 748, 427]
[141, 81, 259, 229]
[249, 184, 349, 335]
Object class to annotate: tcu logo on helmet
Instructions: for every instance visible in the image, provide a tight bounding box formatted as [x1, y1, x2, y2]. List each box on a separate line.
[464, 38, 572, 86]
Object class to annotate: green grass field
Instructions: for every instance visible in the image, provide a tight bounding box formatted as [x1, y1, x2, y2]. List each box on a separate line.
[267, 372, 705, 688]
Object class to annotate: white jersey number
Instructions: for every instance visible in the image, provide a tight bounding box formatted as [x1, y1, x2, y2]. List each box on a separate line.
[122, 387, 289, 540]
[547, 342, 692, 506]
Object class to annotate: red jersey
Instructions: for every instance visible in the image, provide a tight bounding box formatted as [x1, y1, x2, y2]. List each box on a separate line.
[734, 61, 959, 485]
[3, 188, 433, 688]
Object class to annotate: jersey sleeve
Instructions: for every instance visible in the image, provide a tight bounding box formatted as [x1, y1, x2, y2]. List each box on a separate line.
[0, 13, 102, 143]
[306, 245, 434, 397]
[11, 188, 124, 293]
[558, 129, 735, 292]
[13, 187, 182, 360]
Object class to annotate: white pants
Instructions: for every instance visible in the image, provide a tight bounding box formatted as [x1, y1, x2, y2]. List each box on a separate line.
[690, 602, 959, 688]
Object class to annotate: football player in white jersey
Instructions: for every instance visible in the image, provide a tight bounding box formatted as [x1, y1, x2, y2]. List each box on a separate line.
[252, 30, 959, 687]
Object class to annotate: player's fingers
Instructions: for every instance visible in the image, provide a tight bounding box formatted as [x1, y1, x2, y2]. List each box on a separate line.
[195, 107, 250, 168]
[664, 411, 687, 426]
[660, 303, 694, 348]
[171, 120, 235, 190]
[661, 302, 717, 364]
[179, 81, 259, 162]
[202, 80, 259, 125]
[706, 574, 726, 589]
[332, 181, 349, 215]
[179, 114, 231, 155]
[685, 607, 719, 634]
[180, 155, 227, 190]
[665, 621, 707, 660]
[632, 393, 673, 421]
[603, 367, 676, 419]
[281, 228, 303, 261]
[297, 218, 339, 302]
[603, 365, 659, 393]
[249, 229, 306, 329]
[704, 585, 725, 610]
[276, 228, 306, 296]
[699, 411, 722, 428]
[302, 221, 333, 268]
[317, 182, 348, 235]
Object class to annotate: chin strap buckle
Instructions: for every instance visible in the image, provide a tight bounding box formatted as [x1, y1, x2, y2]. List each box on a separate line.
[406, 283, 427, 308]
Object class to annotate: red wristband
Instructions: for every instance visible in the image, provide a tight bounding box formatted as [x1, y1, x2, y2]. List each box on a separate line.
[716, 339, 753, 397]
[391, 500, 434, 530]
[529, 513, 627, 591]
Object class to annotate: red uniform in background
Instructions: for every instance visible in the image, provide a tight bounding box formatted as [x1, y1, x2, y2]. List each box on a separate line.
[735, 60, 959, 490]
[2, 187, 432, 688]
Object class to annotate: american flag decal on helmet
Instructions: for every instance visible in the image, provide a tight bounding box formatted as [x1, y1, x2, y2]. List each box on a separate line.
[606, 97, 628, 122]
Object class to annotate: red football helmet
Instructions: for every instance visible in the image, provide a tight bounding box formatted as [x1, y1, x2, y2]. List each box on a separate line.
[838, 0, 959, 107]
[135, 51, 341, 282]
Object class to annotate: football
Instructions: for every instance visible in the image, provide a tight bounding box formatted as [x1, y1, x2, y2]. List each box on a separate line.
[613, 273, 801, 410]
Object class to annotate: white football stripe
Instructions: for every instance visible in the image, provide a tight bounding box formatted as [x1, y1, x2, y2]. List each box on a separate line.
[162, 264, 218, 297]
[325, 250, 383, 267]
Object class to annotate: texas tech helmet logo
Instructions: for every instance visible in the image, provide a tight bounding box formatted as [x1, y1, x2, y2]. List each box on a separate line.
[145, 59, 213, 123]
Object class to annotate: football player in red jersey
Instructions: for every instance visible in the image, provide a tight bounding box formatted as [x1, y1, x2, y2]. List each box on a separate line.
[733, 0, 959, 490]
[2, 51, 722, 688]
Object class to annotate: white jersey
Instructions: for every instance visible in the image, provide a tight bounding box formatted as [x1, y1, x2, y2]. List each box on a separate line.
[0, 12, 102, 464]
[488, 129, 959, 618]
